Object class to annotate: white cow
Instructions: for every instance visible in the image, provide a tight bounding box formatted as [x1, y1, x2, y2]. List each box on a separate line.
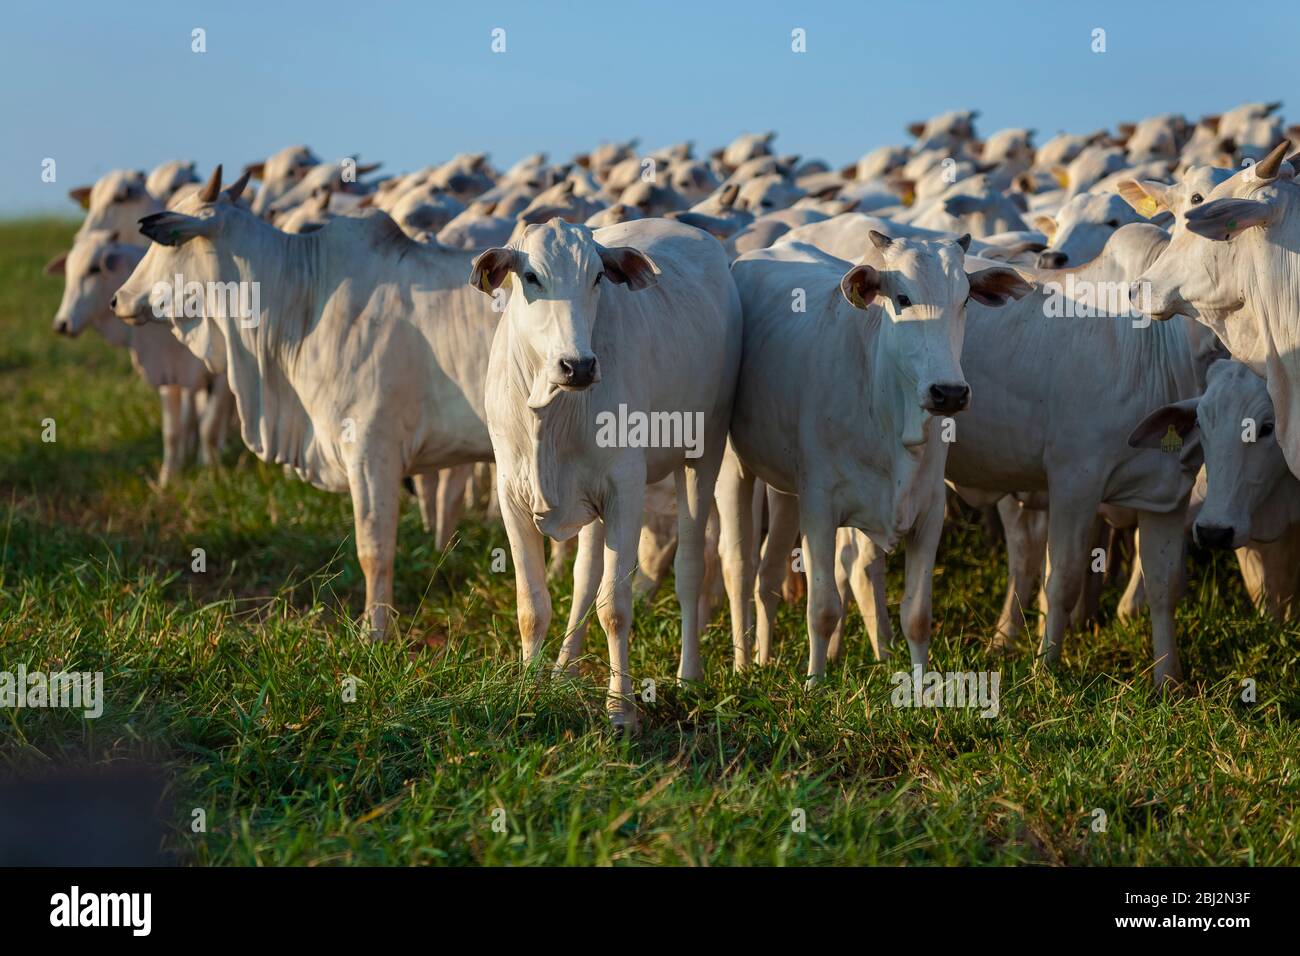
[1135, 360, 1300, 619]
[112, 167, 500, 639]
[473, 218, 741, 730]
[717, 232, 1030, 678]
[946, 224, 1208, 685]
[1136, 141, 1300, 478]
[45, 230, 234, 483]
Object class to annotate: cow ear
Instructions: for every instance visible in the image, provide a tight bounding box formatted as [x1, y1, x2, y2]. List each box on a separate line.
[599, 245, 660, 290]
[717, 183, 740, 208]
[670, 211, 742, 240]
[1128, 399, 1200, 448]
[69, 186, 92, 210]
[840, 264, 881, 310]
[967, 267, 1034, 307]
[469, 247, 518, 294]
[1032, 215, 1057, 238]
[1117, 179, 1168, 217]
[137, 210, 213, 246]
[943, 194, 982, 217]
[906, 121, 926, 139]
[44, 251, 68, 276]
[243, 161, 266, 181]
[1184, 197, 1275, 241]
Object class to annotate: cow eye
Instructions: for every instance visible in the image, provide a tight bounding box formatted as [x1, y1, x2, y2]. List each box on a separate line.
[593, 271, 604, 287]
[896, 294, 912, 309]
[1260, 422, 1275, 437]
[525, 271, 541, 287]
[1190, 193, 1204, 205]
[87, 264, 102, 275]
[1106, 219, 1120, 228]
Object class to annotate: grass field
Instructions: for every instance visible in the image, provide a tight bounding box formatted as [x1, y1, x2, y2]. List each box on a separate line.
[1, 218, 1298, 866]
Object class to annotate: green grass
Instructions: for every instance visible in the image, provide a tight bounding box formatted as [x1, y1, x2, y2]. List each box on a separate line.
[1, 218, 1298, 866]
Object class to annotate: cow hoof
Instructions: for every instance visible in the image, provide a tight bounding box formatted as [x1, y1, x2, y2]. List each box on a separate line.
[609, 710, 639, 736]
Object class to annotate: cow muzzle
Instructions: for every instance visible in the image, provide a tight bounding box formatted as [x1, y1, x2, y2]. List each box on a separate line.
[551, 354, 600, 391]
[1193, 522, 1237, 550]
[924, 383, 971, 415]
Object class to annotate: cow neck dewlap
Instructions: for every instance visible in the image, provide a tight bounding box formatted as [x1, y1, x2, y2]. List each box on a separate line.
[1249, 230, 1300, 475]
[507, 328, 587, 514]
[220, 219, 329, 483]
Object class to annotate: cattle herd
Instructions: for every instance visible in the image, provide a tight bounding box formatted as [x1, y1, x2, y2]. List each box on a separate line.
[43, 101, 1300, 730]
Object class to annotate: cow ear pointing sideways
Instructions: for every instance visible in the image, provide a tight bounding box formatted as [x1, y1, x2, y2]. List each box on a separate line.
[966, 267, 1034, 306]
[1128, 398, 1200, 448]
[1184, 197, 1275, 241]
[598, 246, 660, 290]
[469, 247, 518, 295]
[840, 264, 881, 310]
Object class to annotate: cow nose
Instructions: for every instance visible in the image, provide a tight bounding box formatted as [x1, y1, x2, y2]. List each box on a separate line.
[53, 320, 69, 336]
[110, 294, 118, 310]
[1037, 250, 1068, 269]
[557, 356, 597, 388]
[1195, 523, 1235, 550]
[928, 383, 970, 414]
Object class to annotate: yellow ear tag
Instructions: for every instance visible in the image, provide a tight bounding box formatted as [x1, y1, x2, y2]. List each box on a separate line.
[902, 190, 915, 207]
[479, 271, 493, 293]
[1160, 426, 1182, 454]
[1137, 197, 1160, 218]
[1052, 169, 1070, 189]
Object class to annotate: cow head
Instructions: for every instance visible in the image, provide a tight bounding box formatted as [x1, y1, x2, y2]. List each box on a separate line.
[46, 230, 141, 343]
[112, 165, 252, 332]
[248, 145, 321, 216]
[839, 231, 1032, 433]
[1136, 141, 1294, 323]
[1131, 361, 1286, 549]
[1034, 192, 1145, 269]
[469, 219, 660, 408]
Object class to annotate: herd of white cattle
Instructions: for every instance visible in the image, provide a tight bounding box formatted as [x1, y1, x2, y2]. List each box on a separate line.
[44, 101, 1300, 729]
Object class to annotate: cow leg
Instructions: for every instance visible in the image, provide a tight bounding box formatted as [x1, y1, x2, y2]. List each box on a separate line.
[158, 385, 185, 487]
[1137, 507, 1185, 687]
[994, 497, 1046, 649]
[198, 375, 235, 467]
[1070, 513, 1108, 629]
[1039, 490, 1103, 670]
[900, 497, 945, 670]
[675, 452, 720, 683]
[755, 489, 801, 666]
[499, 489, 552, 663]
[347, 455, 402, 642]
[554, 520, 604, 677]
[434, 464, 473, 549]
[597, 481, 644, 732]
[717, 447, 756, 671]
[634, 514, 676, 600]
[848, 531, 893, 661]
[800, 512, 841, 684]
[1117, 538, 1145, 622]
[547, 536, 576, 582]
[828, 528, 854, 663]
[411, 473, 439, 534]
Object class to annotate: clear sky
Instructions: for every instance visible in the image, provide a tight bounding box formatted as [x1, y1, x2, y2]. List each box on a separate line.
[2, 0, 1295, 216]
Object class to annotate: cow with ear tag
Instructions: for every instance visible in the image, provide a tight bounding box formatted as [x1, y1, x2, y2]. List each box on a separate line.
[1134, 360, 1300, 620]
[473, 218, 742, 732]
[717, 231, 1031, 680]
[1136, 139, 1300, 481]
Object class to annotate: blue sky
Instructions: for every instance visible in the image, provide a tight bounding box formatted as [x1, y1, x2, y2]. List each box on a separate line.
[2, 0, 1295, 215]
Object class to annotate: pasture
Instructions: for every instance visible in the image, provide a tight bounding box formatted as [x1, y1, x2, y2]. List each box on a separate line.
[2, 218, 1297, 866]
